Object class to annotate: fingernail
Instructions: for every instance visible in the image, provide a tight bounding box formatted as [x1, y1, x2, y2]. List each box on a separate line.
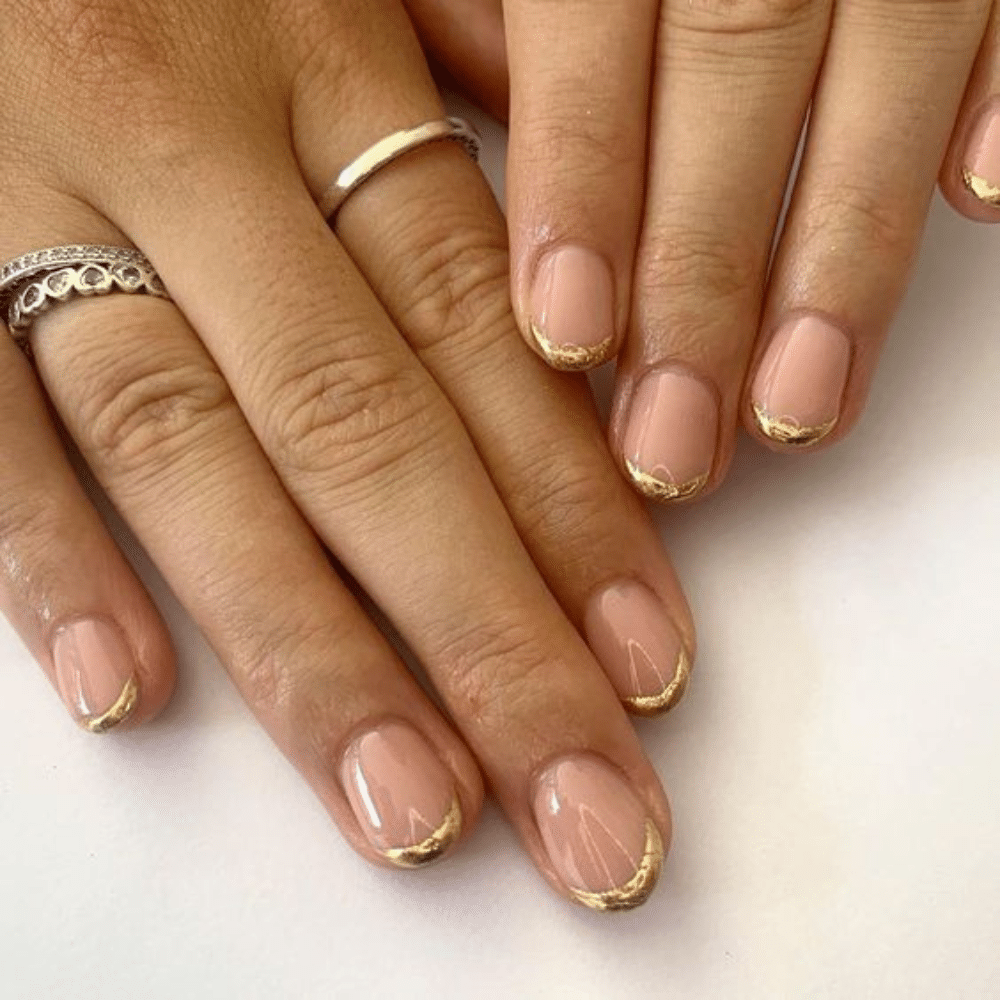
[585, 581, 691, 716]
[529, 246, 616, 370]
[963, 101, 1000, 207]
[752, 316, 852, 447]
[341, 720, 462, 868]
[52, 618, 140, 734]
[533, 754, 664, 912]
[622, 368, 717, 502]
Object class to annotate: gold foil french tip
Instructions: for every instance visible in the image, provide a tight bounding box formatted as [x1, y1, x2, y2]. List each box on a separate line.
[82, 675, 140, 734]
[383, 795, 463, 869]
[570, 820, 664, 913]
[624, 649, 692, 717]
[624, 459, 708, 503]
[962, 168, 1000, 207]
[752, 403, 836, 448]
[529, 323, 615, 372]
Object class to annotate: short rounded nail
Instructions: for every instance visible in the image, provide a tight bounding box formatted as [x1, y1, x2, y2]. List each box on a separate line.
[529, 246, 615, 370]
[52, 617, 140, 733]
[585, 581, 691, 716]
[340, 720, 462, 868]
[532, 754, 664, 912]
[963, 100, 1000, 207]
[622, 368, 717, 502]
[751, 316, 852, 447]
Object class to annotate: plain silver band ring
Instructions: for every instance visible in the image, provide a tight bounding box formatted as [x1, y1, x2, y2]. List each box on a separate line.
[0, 245, 170, 345]
[319, 117, 481, 223]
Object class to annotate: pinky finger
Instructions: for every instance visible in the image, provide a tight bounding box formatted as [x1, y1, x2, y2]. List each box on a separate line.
[942, 9, 1000, 221]
[0, 331, 174, 733]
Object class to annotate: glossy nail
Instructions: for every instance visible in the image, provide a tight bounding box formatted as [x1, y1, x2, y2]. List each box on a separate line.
[752, 316, 852, 447]
[585, 581, 691, 716]
[341, 720, 461, 868]
[52, 617, 140, 734]
[530, 246, 616, 370]
[963, 101, 1000, 207]
[533, 754, 664, 912]
[622, 368, 717, 502]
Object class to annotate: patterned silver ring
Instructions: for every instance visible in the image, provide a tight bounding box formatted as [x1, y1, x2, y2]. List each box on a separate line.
[318, 117, 481, 224]
[0, 245, 171, 344]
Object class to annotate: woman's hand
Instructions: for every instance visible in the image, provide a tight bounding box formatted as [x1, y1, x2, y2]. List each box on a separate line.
[0, 0, 696, 910]
[407, 0, 1000, 500]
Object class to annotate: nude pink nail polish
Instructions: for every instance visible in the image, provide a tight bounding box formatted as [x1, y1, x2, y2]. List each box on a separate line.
[622, 368, 718, 502]
[52, 617, 139, 733]
[585, 581, 691, 716]
[533, 754, 664, 911]
[530, 246, 616, 369]
[963, 100, 1000, 207]
[341, 721, 461, 868]
[751, 315, 852, 447]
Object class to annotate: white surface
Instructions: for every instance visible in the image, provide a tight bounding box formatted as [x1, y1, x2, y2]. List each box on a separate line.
[2, 106, 1000, 1000]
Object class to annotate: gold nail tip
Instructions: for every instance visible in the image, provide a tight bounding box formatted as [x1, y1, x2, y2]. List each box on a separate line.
[752, 403, 837, 448]
[529, 323, 616, 372]
[962, 168, 1000, 207]
[382, 795, 463, 869]
[569, 820, 665, 913]
[623, 649, 692, 718]
[82, 675, 140, 734]
[624, 459, 709, 504]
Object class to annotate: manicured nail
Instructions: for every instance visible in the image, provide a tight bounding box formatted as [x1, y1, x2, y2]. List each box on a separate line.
[533, 754, 664, 912]
[963, 101, 1000, 207]
[752, 316, 852, 447]
[529, 246, 616, 370]
[585, 581, 691, 716]
[341, 720, 462, 868]
[622, 368, 717, 502]
[52, 617, 140, 734]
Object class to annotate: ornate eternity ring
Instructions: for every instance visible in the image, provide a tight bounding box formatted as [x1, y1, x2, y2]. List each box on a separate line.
[0, 245, 171, 344]
[319, 117, 482, 223]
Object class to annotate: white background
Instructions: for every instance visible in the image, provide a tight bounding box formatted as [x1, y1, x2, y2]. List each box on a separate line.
[2, 106, 999, 1000]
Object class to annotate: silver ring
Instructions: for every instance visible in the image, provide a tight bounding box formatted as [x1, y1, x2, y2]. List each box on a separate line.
[318, 117, 481, 223]
[0, 245, 171, 344]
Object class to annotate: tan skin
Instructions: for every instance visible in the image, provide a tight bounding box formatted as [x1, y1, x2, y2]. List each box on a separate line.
[407, 0, 1000, 497]
[0, 0, 695, 909]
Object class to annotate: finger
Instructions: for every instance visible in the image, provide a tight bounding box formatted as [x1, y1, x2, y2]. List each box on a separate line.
[745, 0, 990, 450]
[610, 0, 832, 502]
[293, 12, 694, 714]
[941, 5, 1000, 222]
[0, 297, 174, 733]
[501, 0, 659, 371]
[27, 274, 483, 870]
[403, 0, 509, 122]
[93, 27, 674, 909]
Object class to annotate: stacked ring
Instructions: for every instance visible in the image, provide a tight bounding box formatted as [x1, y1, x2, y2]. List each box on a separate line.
[0, 245, 170, 344]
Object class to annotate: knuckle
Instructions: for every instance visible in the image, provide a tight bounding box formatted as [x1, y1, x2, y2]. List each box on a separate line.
[263, 338, 445, 483]
[799, 181, 917, 262]
[394, 223, 512, 357]
[435, 615, 554, 728]
[664, 0, 821, 36]
[512, 449, 623, 567]
[80, 337, 234, 478]
[638, 226, 759, 306]
[521, 105, 645, 183]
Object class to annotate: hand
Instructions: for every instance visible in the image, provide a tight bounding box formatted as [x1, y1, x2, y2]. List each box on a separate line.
[407, 0, 1000, 499]
[0, 0, 695, 909]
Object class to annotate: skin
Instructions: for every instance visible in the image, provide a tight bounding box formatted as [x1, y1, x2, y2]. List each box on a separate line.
[0, 0, 696, 907]
[406, 0, 1000, 496]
